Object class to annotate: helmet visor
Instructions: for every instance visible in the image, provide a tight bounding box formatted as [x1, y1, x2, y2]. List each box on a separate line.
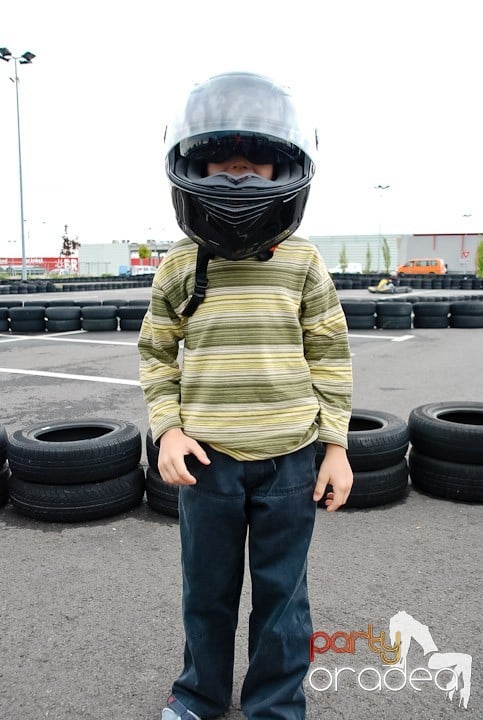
[165, 71, 318, 165]
[180, 131, 302, 165]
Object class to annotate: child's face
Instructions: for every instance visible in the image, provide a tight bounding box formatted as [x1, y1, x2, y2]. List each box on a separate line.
[207, 154, 273, 180]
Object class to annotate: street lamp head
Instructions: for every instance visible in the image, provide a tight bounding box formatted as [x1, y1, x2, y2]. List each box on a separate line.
[19, 51, 36, 64]
[0, 47, 12, 61]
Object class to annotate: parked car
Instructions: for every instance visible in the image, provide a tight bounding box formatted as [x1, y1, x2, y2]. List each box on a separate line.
[129, 266, 158, 276]
[396, 258, 447, 275]
[328, 263, 363, 274]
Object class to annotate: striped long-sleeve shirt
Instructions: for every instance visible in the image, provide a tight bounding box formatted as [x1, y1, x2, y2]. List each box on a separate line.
[138, 236, 352, 461]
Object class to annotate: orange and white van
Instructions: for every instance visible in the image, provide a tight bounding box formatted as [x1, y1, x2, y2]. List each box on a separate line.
[396, 258, 447, 275]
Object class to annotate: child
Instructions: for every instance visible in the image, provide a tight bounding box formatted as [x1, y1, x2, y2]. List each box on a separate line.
[138, 71, 353, 720]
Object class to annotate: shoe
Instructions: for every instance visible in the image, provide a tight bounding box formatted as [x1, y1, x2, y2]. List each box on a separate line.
[162, 695, 201, 720]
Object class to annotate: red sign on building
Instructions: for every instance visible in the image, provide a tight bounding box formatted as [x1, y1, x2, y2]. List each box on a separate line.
[0, 257, 79, 273]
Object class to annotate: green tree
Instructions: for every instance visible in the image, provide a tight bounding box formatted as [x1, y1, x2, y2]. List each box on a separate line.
[364, 243, 372, 274]
[339, 243, 348, 272]
[382, 238, 391, 274]
[476, 239, 483, 278]
[138, 244, 152, 260]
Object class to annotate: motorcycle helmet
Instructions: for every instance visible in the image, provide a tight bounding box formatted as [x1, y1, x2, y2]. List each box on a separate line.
[165, 71, 318, 261]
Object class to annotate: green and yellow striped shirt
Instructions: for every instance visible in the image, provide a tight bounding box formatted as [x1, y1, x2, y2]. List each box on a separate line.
[138, 236, 352, 460]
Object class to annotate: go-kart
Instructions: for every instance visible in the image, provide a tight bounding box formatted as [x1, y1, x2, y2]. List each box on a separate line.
[368, 279, 412, 294]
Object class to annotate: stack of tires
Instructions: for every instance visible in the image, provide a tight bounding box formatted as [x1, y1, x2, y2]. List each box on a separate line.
[8, 306, 46, 333]
[340, 301, 376, 329]
[316, 409, 410, 508]
[118, 305, 148, 331]
[0, 309, 8, 332]
[408, 402, 483, 502]
[412, 301, 450, 328]
[81, 306, 118, 331]
[376, 301, 412, 329]
[0, 425, 10, 508]
[144, 429, 179, 518]
[45, 306, 82, 332]
[7, 419, 145, 522]
[449, 302, 483, 328]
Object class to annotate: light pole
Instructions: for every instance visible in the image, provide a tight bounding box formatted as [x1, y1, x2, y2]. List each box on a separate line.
[1, 47, 36, 282]
[374, 184, 390, 273]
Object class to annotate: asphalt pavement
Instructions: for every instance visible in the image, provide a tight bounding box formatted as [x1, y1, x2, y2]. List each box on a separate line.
[0, 285, 482, 720]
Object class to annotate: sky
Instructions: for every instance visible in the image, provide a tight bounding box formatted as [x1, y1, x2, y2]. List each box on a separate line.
[1, 0, 482, 258]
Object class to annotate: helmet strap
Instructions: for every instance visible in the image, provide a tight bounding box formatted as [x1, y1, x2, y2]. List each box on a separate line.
[181, 246, 213, 317]
[182, 243, 278, 317]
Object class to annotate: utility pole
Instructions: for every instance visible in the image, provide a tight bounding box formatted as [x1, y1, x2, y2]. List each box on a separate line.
[1, 47, 36, 281]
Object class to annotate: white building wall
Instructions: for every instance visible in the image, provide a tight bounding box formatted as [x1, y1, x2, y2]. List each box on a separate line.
[78, 243, 131, 276]
[309, 234, 406, 272]
[405, 234, 482, 272]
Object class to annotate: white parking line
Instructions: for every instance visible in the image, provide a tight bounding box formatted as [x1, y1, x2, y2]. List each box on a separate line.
[1, 331, 412, 346]
[349, 333, 414, 342]
[0, 367, 140, 386]
[0, 331, 411, 388]
[0, 332, 138, 346]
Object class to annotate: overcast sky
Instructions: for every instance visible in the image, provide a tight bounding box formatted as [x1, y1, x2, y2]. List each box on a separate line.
[1, 0, 482, 257]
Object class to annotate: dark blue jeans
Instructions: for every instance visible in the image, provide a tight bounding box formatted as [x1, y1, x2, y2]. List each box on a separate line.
[171, 442, 317, 720]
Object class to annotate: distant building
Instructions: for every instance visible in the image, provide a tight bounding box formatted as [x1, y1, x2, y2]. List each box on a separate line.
[78, 240, 174, 275]
[310, 233, 482, 273]
[404, 233, 481, 273]
[310, 234, 407, 273]
[128, 240, 172, 266]
[78, 243, 131, 276]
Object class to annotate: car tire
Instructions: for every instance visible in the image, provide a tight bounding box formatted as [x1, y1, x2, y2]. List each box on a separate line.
[450, 301, 483, 316]
[449, 315, 483, 328]
[408, 401, 483, 465]
[0, 461, 10, 507]
[341, 301, 377, 315]
[408, 449, 483, 503]
[316, 409, 410, 471]
[7, 419, 142, 484]
[145, 429, 160, 471]
[46, 319, 83, 332]
[316, 459, 409, 509]
[408, 402, 483, 464]
[9, 467, 146, 522]
[102, 299, 129, 308]
[345, 315, 376, 329]
[145, 467, 179, 518]
[413, 316, 449, 328]
[0, 424, 7, 464]
[81, 318, 119, 331]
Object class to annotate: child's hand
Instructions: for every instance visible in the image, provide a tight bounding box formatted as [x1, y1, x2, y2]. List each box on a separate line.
[158, 428, 211, 485]
[313, 444, 353, 512]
